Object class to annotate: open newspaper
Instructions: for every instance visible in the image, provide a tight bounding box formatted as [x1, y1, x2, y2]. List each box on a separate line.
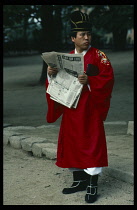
[41, 51, 84, 108]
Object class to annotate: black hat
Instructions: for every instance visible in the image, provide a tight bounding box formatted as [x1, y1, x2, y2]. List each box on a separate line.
[70, 11, 92, 32]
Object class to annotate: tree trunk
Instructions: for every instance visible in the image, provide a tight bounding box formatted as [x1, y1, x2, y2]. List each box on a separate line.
[39, 5, 54, 85]
[112, 28, 127, 51]
[39, 61, 48, 85]
[54, 6, 62, 51]
[40, 5, 55, 52]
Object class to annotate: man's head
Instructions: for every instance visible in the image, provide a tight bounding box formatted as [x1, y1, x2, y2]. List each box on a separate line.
[70, 11, 92, 53]
[71, 31, 91, 53]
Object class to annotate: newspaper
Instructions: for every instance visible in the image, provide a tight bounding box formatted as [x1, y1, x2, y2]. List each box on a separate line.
[41, 51, 84, 108]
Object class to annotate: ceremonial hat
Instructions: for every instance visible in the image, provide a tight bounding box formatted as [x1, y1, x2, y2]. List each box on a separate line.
[70, 11, 92, 32]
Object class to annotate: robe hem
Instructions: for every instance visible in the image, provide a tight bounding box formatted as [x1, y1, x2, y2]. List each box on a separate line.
[55, 162, 108, 169]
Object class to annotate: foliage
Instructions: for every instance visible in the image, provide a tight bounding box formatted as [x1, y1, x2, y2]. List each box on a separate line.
[89, 5, 134, 50]
[3, 5, 134, 84]
[3, 5, 134, 54]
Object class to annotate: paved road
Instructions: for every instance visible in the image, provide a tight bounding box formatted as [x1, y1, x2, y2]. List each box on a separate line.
[3, 50, 134, 127]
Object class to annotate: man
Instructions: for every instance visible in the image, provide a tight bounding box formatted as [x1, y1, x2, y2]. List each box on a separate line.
[45, 11, 114, 203]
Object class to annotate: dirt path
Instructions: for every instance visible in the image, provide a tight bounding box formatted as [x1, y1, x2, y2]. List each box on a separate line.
[3, 145, 133, 205]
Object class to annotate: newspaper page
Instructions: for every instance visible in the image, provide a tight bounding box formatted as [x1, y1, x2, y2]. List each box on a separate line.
[41, 52, 84, 108]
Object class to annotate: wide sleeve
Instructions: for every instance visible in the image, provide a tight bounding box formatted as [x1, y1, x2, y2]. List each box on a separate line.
[45, 79, 64, 123]
[88, 49, 114, 121]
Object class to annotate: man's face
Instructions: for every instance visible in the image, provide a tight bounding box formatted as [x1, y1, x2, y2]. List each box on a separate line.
[71, 31, 91, 53]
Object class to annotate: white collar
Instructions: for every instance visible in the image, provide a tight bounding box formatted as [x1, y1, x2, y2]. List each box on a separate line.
[75, 45, 91, 56]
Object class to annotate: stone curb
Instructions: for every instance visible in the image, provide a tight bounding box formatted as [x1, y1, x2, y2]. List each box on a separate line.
[103, 168, 133, 185]
[3, 130, 57, 160]
[127, 121, 134, 135]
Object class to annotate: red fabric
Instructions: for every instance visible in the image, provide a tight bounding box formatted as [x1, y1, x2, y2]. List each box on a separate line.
[45, 79, 64, 123]
[45, 47, 114, 169]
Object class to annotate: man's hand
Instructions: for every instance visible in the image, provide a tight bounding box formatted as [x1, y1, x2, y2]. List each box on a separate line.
[47, 66, 58, 77]
[78, 74, 88, 85]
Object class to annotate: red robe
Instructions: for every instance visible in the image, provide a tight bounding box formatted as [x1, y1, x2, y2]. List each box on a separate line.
[45, 47, 114, 169]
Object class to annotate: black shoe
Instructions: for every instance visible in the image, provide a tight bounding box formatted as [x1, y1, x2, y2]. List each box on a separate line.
[85, 185, 98, 203]
[85, 175, 98, 203]
[62, 171, 90, 194]
[62, 180, 88, 194]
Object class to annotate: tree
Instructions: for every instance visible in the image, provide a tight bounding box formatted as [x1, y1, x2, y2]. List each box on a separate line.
[3, 5, 42, 52]
[89, 5, 134, 51]
[3, 5, 57, 84]
[39, 5, 83, 84]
